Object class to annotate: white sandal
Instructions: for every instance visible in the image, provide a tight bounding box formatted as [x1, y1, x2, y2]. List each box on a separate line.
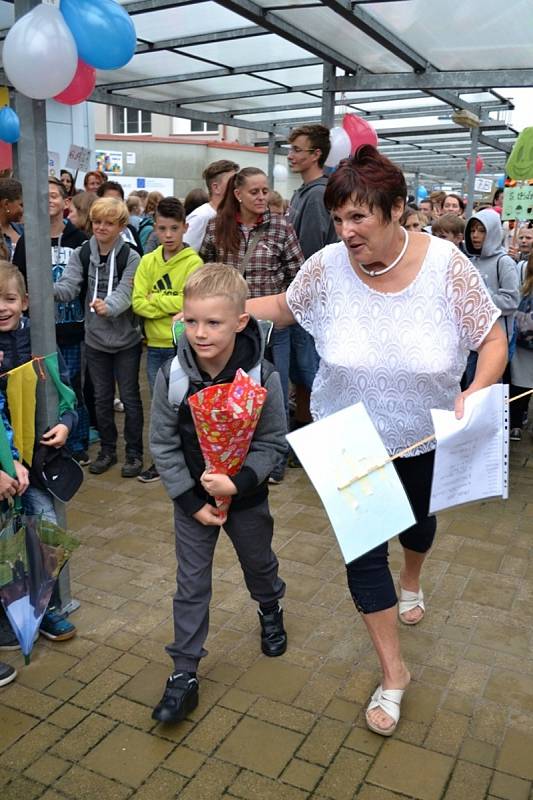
[398, 586, 425, 625]
[366, 685, 405, 736]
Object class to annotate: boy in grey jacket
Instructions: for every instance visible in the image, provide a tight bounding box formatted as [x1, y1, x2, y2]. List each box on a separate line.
[150, 264, 287, 724]
[53, 197, 144, 477]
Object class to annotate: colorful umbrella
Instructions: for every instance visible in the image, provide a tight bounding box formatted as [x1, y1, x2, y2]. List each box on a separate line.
[188, 368, 268, 513]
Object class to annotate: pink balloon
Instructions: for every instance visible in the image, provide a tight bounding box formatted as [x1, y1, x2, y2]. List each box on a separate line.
[466, 155, 484, 174]
[342, 114, 378, 154]
[54, 59, 96, 105]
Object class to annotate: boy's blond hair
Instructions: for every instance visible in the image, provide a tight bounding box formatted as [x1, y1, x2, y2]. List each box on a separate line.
[184, 263, 249, 312]
[90, 197, 129, 227]
[432, 213, 465, 237]
[0, 261, 26, 297]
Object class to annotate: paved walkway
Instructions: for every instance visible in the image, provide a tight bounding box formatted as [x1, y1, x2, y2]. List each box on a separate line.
[0, 426, 532, 800]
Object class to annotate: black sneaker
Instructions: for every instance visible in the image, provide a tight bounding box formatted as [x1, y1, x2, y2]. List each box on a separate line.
[72, 450, 91, 467]
[258, 605, 287, 657]
[89, 451, 117, 475]
[137, 464, 160, 483]
[121, 457, 143, 478]
[152, 672, 199, 723]
[0, 661, 16, 687]
[0, 611, 19, 651]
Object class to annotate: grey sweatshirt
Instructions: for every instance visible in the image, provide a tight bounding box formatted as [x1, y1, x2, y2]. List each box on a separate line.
[288, 176, 338, 259]
[53, 236, 142, 352]
[464, 208, 520, 340]
[150, 319, 287, 511]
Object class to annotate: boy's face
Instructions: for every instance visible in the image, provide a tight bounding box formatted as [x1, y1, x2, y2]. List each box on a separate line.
[0, 279, 28, 332]
[48, 184, 65, 220]
[469, 220, 486, 250]
[434, 230, 463, 246]
[184, 295, 249, 370]
[155, 216, 188, 254]
[92, 217, 123, 248]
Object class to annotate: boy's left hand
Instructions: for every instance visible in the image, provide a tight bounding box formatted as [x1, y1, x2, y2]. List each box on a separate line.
[90, 298, 109, 316]
[200, 471, 237, 497]
[40, 424, 69, 448]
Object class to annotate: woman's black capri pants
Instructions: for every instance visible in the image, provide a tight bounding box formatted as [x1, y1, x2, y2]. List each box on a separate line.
[346, 449, 436, 614]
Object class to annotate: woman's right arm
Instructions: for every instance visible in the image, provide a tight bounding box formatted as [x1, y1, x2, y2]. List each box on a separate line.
[247, 292, 296, 327]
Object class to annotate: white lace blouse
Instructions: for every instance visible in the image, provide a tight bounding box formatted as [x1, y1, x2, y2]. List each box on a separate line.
[286, 236, 500, 455]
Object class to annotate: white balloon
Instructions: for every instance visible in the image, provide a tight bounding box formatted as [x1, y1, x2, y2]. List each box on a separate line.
[325, 127, 351, 168]
[273, 163, 288, 181]
[3, 5, 78, 100]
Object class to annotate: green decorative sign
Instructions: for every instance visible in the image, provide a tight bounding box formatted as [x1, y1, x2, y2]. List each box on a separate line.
[502, 185, 533, 221]
[506, 127, 533, 181]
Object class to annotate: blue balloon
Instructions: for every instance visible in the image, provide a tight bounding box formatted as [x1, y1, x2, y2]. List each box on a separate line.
[60, 0, 137, 70]
[0, 107, 20, 144]
[497, 176, 505, 188]
[416, 185, 428, 200]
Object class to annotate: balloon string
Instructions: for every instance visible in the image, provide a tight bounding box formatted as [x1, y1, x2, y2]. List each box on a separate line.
[337, 388, 533, 491]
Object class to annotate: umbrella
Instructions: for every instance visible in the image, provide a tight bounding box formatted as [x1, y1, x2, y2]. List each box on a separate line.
[188, 368, 268, 513]
[0, 417, 79, 664]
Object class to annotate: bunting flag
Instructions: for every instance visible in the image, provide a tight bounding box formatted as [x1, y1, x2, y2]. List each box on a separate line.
[6, 361, 37, 466]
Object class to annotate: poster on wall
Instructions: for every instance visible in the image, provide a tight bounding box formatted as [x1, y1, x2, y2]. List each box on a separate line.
[95, 150, 123, 175]
[48, 151, 61, 177]
[113, 176, 175, 196]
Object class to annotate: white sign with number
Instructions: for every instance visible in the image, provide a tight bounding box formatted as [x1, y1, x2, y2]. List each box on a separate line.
[474, 177, 493, 193]
[65, 145, 91, 173]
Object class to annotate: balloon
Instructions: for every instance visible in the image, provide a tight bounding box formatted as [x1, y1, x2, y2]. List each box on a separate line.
[497, 176, 505, 188]
[325, 127, 351, 167]
[54, 60, 96, 105]
[466, 156, 484, 174]
[416, 186, 428, 200]
[0, 108, 20, 144]
[273, 163, 288, 181]
[342, 114, 378, 155]
[3, 4, 77, 99]
[60, 0, 137, 70]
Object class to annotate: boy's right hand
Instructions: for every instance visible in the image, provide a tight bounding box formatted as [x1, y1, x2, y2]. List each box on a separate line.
[193, 503, 227, 527]
[0, 470, 19, 500]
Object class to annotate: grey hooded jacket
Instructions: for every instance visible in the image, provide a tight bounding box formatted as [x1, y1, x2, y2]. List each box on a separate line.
[464, 208, 520, 340]
[150, 318, 287, 514]
[53, 236, 142, 352]
[288, 176, 337, 259]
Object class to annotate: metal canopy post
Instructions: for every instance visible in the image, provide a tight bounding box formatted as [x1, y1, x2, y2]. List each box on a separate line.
[267, 132, 275, 187]
[465, 126, 480, 219]
[14, 0, 78, 615]
[321, 62, 336, 128]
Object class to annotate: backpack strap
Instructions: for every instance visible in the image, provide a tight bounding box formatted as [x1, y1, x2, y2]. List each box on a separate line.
[79, 240, 130, 298]
[167, 358, 265, 409]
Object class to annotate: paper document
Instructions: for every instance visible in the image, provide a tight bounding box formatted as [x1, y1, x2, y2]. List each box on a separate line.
[429, 384, 509, 514]
[287, 403, 416, 565]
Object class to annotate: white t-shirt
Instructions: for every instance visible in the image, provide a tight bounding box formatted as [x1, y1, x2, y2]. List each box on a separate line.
[185, 202, 216, 253]
[286, 236, 500, 455]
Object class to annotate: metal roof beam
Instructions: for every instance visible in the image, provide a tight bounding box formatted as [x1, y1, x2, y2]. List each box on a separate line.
[177, 84, 323, 105]
[376, 122, 510, 137]
[124, 0, 207, 12]
[214, 0, 361, 72]
[89, 88, 275, 133]
[136, 26, 267, 53]
[100, 57, 321, 91]
[337, 69, 533, 91]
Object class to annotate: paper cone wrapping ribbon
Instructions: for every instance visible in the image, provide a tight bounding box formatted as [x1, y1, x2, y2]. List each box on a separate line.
[188, 368, 267, 512]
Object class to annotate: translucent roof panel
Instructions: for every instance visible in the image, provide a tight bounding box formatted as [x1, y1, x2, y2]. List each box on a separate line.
[179, 35, 311, 69]
[131, 4, 254, 41]
[94, 51, 212, 85]
[365, 0, 533, 70]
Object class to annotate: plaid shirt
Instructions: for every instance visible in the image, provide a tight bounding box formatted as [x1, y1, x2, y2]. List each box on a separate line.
[199, 210, 304, 298]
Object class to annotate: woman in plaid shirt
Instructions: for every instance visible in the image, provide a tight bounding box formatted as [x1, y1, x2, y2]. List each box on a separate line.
[199, 166, 304, 417]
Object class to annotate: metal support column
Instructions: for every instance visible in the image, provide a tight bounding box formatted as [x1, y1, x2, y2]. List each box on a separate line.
[267, 131, 275, 187]
[413, 170, 420, 203]
[321, 62, 336, 128]
[14, 0, 78, 614]
[465, 126, 480, 219]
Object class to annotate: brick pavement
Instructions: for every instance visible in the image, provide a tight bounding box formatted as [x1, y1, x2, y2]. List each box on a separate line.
[0, 427, 532, 799]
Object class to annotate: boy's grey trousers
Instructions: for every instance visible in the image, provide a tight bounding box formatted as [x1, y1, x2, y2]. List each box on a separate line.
[166, 498, 286, 672]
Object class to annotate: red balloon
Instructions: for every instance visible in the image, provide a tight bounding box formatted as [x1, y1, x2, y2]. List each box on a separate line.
[54, 59, 96, 105]
[466, 155, 484, 174]
[342, 114, 378, 155]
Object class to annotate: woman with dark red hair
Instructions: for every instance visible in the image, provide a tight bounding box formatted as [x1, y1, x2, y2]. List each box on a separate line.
[247, 146, 507, 736]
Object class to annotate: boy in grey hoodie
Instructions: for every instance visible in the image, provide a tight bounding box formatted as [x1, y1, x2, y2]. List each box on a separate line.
[150, 264, 287, 724]
[53, 198, 144, 478]
[463, 208, 520, 384]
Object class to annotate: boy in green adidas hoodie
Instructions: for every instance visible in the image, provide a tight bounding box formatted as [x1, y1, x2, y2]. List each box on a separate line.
[132, 196, 202, 482]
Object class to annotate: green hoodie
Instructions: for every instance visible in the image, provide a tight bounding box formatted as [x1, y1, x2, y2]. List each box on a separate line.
[132, 245, 202, 348]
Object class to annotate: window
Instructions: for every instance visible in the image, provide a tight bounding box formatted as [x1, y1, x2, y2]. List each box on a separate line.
[190, 120, 219, 133]
[111, 108, 151, 135]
